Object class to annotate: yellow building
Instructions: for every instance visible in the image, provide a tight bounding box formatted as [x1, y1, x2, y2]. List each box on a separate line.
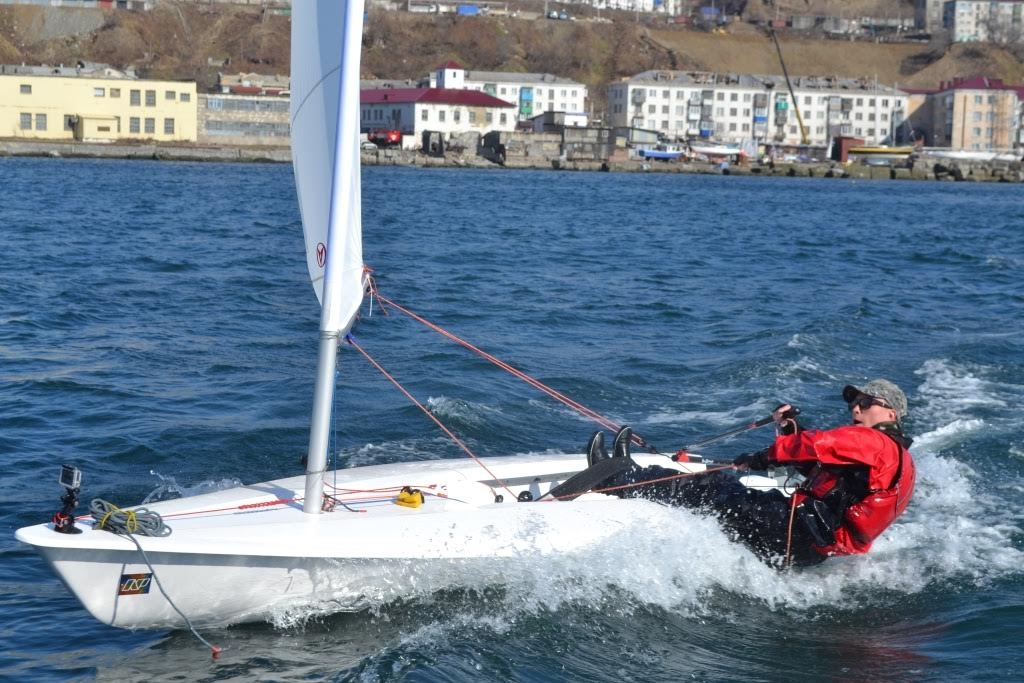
[0, 65, 197, 143]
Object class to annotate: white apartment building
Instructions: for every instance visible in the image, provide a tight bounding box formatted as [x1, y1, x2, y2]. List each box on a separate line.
[431, 61, 588, 124]
[596, 0, 685, 14]
[607, 70, 909, 148]
[943, 0, 1024, 43]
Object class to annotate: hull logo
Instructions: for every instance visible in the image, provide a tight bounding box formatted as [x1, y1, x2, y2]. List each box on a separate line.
[118, 573, 153, 596]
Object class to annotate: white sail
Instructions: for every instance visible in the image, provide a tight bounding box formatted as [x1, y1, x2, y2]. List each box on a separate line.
[290, 0, 365, 334]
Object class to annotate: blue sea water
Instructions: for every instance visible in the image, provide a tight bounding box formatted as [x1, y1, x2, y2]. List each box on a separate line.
[1, 157, 1022, 682]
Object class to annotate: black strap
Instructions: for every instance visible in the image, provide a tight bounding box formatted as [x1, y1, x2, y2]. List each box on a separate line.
[537, 457, 635, 501]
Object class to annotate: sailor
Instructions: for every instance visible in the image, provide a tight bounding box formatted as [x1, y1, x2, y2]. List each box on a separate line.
[590, 379, 916, 567]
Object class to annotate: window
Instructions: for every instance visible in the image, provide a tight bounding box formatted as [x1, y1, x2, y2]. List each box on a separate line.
[165, 90, 176, 101]
[420, 109, 428, 121]
[94, 87, 105, 97]
[647, 104, 655, 114]
[110, 88, 120, 98]
[661, 105, 668, 114]
[145, 118, 155, 134]
[20, 113, 32, 129]
[180, 92, 190, 103]
[717, 92, 725, 101]
[438, 110, 446, 123]
[453, 110, 460, 123]
[145, 90, 156, 106]
[729, 107, 737, 117]
[97, 126, 110, 132]
[130, 89, 141, 106]
[20, 84, 31, 94]
[662, 90, 669, 98]
[469, 111, 476, 123]
[35, 113, 47, 130]
[499, 112, 507, 124]
[486, 111, 493, 124]
[130, 117, 140, 133]
[974, 95, 983, 104]
[164, 118, 175, 134]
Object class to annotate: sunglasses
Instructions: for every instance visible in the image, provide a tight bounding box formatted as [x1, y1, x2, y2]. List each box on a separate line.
[848, 395, 892, 412]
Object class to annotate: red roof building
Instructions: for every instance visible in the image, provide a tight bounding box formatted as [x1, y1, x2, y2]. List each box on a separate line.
[905, 74, 1024, 150]
[360, 87, 517, 147]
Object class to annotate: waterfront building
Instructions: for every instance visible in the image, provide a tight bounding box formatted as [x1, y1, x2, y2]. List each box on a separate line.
[907, 76, 1024, 150]
[431, 61, 588, 125]
[360, 87, 516, 147]
[198, 93, 290, 146]
[607, 70, 910, 149]
[0, 63, 197, 143]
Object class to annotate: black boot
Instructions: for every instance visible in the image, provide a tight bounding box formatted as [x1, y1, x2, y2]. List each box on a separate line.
[613, 426, 632, 458]
[586, 431, 608, 467]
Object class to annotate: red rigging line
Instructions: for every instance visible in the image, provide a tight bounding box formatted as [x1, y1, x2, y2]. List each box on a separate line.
[346, 335, 518, 501]
[371, 292, 660, 454]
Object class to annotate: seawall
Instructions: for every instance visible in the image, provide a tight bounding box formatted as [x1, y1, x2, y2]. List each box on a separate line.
[2, 139, 1022, 183]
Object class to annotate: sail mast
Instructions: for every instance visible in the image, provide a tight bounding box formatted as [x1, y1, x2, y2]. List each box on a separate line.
[296, 0, 367, 515]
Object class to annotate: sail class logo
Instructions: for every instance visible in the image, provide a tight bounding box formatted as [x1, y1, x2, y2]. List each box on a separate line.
[118, 573, 153, 596]
[316, 242, 327, 268]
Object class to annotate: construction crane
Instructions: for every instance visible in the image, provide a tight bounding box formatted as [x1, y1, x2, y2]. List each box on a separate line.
[768, 27, 809, 146]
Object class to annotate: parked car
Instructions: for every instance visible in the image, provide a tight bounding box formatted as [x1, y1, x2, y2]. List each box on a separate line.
[368, 129, 402, 148]
[360, 140, 378, 150]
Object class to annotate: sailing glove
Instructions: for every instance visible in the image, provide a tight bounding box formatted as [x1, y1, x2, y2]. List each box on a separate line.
[772, 403, 801, 435]
[732, 448, 771, 471]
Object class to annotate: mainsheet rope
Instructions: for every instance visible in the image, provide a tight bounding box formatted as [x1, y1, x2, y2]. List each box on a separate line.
[371, 291, 660, 454]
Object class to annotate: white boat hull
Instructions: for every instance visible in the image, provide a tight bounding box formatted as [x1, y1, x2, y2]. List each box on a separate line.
[18, 452, 756, 629]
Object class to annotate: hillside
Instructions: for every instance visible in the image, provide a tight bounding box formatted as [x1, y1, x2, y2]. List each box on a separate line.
[2, 1, 1022, 114]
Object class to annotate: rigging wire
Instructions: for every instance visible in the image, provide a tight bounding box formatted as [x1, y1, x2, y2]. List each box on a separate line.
[372, 292, 662, 454]
[345, 334, 517, 501]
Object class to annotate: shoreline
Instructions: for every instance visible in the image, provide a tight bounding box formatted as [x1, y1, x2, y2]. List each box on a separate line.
[2, 139, 1021, 183]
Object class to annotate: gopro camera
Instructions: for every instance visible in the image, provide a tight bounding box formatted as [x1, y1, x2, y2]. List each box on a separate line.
[59, 464, 82, 490]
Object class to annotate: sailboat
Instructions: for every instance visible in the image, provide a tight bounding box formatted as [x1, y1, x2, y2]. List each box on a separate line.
[15, 1, 782, 631]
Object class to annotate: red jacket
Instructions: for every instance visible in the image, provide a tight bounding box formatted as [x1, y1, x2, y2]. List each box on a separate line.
[766, 424, 915, 556]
